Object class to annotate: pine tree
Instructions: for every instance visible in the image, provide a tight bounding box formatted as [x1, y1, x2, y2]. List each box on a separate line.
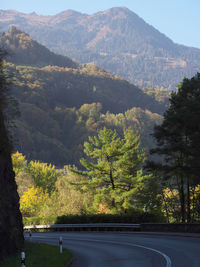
[148, 73, 200, 222]
[68, 127, 147, 213]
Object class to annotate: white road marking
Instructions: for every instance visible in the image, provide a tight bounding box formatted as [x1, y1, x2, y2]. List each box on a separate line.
[25, 234, 172, 267]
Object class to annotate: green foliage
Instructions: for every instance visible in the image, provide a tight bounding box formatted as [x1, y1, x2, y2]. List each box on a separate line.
[13, 151, 165, 222]
[68, 127, 149, 213]
[56, 213, 165, 224]
[0, 28, 166, 166]
[23, 216, 57, 226]
[13, 152, 87, 220]
[148, 73, 200, 222]
[7, 55, 163, 166]
[0, 49, 14, 154]
[142, 88, 170, 107]
[12, 151, 27, 175]
[37, 175, 87, 217]
[27, 161, 57, 193]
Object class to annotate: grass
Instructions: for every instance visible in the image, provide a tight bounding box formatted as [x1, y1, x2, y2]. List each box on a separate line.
[0, 241, 72, 267]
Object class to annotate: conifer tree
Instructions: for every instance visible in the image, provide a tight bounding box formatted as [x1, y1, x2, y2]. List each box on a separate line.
[68, 127, 147, 213]
[148, 73, 200, 222]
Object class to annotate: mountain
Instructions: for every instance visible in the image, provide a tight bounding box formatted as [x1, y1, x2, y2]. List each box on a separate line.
[2, 28, 164, 166]
[0, 7, 200, 89]
[0, 26, 78, 68]
[2, 28, 165, 114]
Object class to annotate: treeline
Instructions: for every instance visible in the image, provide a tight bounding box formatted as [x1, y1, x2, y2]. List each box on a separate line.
[13, 139, 164, 224]
[7, 62, 165, 114]
[14, 118, 200, 225]
[13, 101, 162, 166]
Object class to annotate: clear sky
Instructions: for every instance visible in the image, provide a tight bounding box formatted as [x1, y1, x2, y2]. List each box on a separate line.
[1, 0, 200, 48]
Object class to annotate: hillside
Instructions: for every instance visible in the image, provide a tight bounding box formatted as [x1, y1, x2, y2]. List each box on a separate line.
[2, 28, 165, 114]
[1, 7, 200, 89]
[7, 62, 163, 165]
[0, 26, 78, 68]
[8, 62, 163, 166]
[1, 29, 164, 166]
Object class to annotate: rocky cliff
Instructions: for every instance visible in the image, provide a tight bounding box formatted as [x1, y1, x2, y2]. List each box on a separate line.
[0, 151, 24, 259]
[0, 49, 24, 259]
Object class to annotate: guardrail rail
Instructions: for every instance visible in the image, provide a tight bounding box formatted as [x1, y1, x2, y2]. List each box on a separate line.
[24, 223, 141, 232]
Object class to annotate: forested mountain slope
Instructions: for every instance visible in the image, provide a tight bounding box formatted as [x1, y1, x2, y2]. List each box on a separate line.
[7, 63, 163, 166]
[1, 7, 200, 89]
[2, 28, 164, 166]
[0, 26, 78, 68]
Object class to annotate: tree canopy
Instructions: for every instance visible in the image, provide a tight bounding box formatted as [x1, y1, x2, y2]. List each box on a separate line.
[68, 127, 150, 214]
[148, 73, 200, 222]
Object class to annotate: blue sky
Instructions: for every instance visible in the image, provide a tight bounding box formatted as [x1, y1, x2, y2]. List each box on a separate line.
[1, 0, 200, 48]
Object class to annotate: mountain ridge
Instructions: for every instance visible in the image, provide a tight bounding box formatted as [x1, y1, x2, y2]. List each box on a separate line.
[1, 7, 199, 89]
[0, 26, 78, 68]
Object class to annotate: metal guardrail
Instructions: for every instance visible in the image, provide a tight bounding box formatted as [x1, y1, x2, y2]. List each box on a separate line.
[24, 223, 141, 231]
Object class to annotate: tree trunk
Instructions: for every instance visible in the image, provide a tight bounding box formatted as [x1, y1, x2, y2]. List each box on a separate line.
[186, 177, 191, 223]
[179, 177, 186, 223]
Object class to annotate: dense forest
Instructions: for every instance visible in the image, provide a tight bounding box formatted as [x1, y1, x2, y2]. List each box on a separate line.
[1, 27, 165, 166]
[12, 73, 200, 226]
[0, 27, 78, 68]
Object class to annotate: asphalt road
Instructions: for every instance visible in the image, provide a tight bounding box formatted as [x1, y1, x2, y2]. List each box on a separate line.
[25, 232, 200, 267]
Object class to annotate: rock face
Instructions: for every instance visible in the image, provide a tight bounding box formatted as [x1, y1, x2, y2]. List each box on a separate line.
[0, 119, 24, 259]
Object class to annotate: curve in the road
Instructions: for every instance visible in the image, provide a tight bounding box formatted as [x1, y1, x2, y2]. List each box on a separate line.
[65, 237, 171, 267]
[26, 234, 171, 267]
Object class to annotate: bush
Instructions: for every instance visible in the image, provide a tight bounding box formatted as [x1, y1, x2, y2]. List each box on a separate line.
[23, 216, 57, 226]
[23, 212, 166, 226]
[56, 212, 166, 224]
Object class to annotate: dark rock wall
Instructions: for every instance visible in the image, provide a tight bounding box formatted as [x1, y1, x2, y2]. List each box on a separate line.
[0, 117, 24, 259]
[0, 48, 24, 259]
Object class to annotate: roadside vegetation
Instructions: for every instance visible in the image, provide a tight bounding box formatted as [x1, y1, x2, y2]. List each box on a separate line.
[12, 73, 200, 225]
[0, 241, 72, 267]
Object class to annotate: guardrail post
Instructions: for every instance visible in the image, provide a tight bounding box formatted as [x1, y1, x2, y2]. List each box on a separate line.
[59, 236, 63, 253]
[21, 251, 25, 267]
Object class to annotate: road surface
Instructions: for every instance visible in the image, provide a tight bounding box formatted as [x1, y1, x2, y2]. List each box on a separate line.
[25, 232, 200, 266]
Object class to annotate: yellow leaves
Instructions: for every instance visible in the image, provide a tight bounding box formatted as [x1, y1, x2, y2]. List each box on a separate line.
[98, 203, 110, 214]
[191, 185, 200, 200]
[163, 187, 179, 199]
[161, 187, 180, 222]
[20, 186, 48, 217]
[12, 151, 27, 176]
[27, 161, 57, 192]
[162, 186, 200, 222]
